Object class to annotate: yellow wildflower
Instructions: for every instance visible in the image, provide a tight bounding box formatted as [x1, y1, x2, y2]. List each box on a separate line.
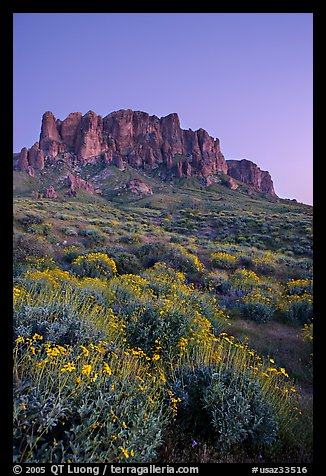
[103, 362, 112, 376]
[30, 346, 36, 355]
[82, 364, 92, 376]
[91, 373, 98, 382]
[280, 367, 289, 377]
[80, 345, 89, 357]
[61, 362, 76, 373]
[120, 447, 129, 459]
[32, 334, 43, 341]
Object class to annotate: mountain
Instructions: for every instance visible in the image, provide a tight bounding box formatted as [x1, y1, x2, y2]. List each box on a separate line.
[13, 109, 276, 197]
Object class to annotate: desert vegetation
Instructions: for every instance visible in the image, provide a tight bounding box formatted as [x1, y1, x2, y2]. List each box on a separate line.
[13, 181, 313, 463]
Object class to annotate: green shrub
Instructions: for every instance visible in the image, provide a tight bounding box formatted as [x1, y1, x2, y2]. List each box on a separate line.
[25, 256, 57, 271]
[241, 292, 274, 323]
[237, 255, 254, 268]
[281, 294, 313, 324]
[119, 300, 189, 358]
[63, 228, 78, 236]
[114, 252, 143, 275]
[241, 301, 274, 323]
[252, 255, 277, 274]
[106, 268, 225, 359]
[63, 246, 82, 263]
[230, 269, 261, 291]
[172, 366, 278, 452]
[78, 228, 106, 246]
[13, 233, 53, 271]
[17, 213, 44, 227]
[169, 234, 185, 244]
[118, 234, 141, 244]
[136, 242, 204, 274]
[203, 271, 231, 294]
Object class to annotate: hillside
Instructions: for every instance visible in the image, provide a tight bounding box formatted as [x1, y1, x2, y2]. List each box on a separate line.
[13, 110, 313, 465]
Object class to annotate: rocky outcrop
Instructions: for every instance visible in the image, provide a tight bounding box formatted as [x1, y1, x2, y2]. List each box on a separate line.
[34, 109, 229, 179]
[44, 186, 58, 199]
[27, 143, 45, 170]
[39, 111, 62, 153]
[226, 159, 276, 196]
[14, 108, 277, 196]
[17, 147, 29, 171]
[66, 172, 97, 196]
[74, 111, 103, 160]
[125, 179, 153, 196]
[59, 112, 82, 148]
[16, 143, 44, 171]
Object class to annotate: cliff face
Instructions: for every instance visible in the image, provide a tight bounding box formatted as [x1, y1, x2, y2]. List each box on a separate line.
[226, 159, 276, 196]
[14, 109, 276, 196]
[16, 109, 228, 178]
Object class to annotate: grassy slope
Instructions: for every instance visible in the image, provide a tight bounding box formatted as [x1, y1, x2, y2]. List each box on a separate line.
[13, 166, 313, 462]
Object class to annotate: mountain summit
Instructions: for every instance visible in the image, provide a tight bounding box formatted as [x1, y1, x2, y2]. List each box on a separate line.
[14, 109, 276, 196]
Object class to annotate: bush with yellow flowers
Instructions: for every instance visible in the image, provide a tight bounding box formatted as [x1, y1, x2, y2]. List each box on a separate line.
[241, 291, 274, 323]
[71, 252, 117, 279]
[211, 252, 238, 270]
[279, 293, 313, 324]
[13, 259, 301, 463]
[13, 335, 168, 463]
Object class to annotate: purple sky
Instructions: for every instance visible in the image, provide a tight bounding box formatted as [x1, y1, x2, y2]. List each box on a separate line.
[13, 13, 313, 204]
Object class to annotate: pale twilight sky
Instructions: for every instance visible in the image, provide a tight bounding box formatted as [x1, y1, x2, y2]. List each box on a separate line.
[13, 13, 313, 204]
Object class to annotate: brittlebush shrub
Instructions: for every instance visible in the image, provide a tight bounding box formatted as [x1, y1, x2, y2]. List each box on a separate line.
[203, 271, 231, 294]
[281, 294, 313, 325]
[172, 366, 278, 452]
[114, 252, 143, 275]
[136, 242, 204, 274]
[211, 252, 238, 270]
[286, 279, 313, 296]
[71, 253, 117, 279]
[252, 254, 276, 274]
[106, 265, 226, 360]
[13, 337, 167, 463]
[241, 292, 274, 323]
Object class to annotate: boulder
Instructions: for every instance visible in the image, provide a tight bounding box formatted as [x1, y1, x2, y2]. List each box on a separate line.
[44, 186, 58, 199]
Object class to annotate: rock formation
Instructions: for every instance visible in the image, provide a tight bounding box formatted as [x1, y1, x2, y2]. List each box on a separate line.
[17, 147, 29, 171]
[226, 159, 276, 196]
[44, 186, 58, 199]
[65, 172, 98, 196]
[125, 179, 153, 196]
[27, 143, 44, 170]
[14, 108, 277, 196]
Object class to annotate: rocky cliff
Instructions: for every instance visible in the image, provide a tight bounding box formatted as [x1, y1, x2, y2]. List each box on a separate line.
[226, 159, 276, 196]
[14, 109, 276, 196]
